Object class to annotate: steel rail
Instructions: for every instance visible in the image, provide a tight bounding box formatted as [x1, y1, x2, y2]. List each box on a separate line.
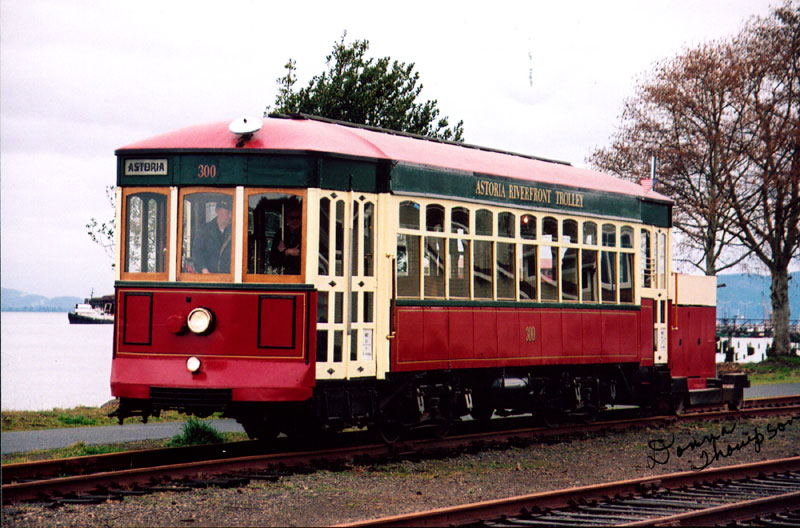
[1, 440, 269, 484]
[3, 397, 798, 504]
[334, 456, 800, 527]
[619, 490, 800, 527]
[3, 414, 678, 504]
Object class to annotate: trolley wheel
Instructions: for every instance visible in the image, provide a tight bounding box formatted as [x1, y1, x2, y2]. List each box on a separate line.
[672, 395, 686, 415]
[374, 419, 405, 444]
[727, 390, 744, 411]
[469, 400, 495, 424]
[534, 398, 565, 428]
[238, 416, 280, 441]
[575, 406, 599, 424]
[431, 417, 453, 439]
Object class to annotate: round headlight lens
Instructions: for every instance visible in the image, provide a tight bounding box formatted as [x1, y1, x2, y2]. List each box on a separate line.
[186, 356, 201, 373]
[187, 307, 213, 334]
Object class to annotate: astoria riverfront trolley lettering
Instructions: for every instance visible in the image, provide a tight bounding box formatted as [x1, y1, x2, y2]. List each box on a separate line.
[475, 178, 583, 208]
[125, 159, 168, 176]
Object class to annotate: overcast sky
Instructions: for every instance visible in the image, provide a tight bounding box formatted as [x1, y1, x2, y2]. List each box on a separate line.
[0, 0, 776, 298]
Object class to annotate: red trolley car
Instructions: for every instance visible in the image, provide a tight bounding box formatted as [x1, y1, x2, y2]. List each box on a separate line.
[110, 114, 747, 439]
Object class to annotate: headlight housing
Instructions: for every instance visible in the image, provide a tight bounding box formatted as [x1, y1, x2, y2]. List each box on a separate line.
[187, 307, 214, 335]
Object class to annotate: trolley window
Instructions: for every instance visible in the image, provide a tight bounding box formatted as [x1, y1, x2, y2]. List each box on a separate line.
[563, 219, 578, 244]
[123, 189, 169, 278]
[449, 238, 470, 298]
[397, 233, 421, 297]
[561, 247, 579, 301]
[363, 202, 375, 277]
[496, 241, 515, 299]
[540, 245, 559, 301]
[583, 221, 597, 245]
[602, 224, 616, 247]
[473, 240, 493, 299]
[400, 201, 420, 229]
[451, 207, 470, 234]
[521, 215, 536, 240]
[391, 198, 642, 305]
[498, 212, 514, 238]
[245, 191, 304, 278]
[641, 229, 652, 288]
[179, 190, 235, 279]
[543, 217, 558, 241]
[520, 244, 537, 300]
[582, 249, 599, 302]
[476, 209, 493, 236]
[426, 204, 445, 232]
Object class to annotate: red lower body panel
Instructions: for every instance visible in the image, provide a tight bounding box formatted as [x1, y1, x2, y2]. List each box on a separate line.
[392, 304, 648, 372]
[111, 285, 316, 403]
[668, 303, 717, 382]
[111, 356, 314, 401]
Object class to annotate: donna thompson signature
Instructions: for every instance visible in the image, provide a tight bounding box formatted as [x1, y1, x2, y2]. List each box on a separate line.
[647, 416, 795, 471]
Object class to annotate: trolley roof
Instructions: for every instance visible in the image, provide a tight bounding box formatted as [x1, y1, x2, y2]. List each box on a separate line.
[118, 115, 671, 204]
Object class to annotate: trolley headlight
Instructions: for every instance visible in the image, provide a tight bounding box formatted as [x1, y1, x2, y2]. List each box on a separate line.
[187, 307, 214, 335]
[186, 356, 202, 374]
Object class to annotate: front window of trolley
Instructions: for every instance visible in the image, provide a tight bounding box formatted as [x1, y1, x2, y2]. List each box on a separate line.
[245, 190, 305, 279]
[179, 191, 236, 278]
[123, 189, 169, 278]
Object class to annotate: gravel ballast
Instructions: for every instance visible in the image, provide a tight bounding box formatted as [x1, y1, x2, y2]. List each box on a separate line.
[3, 416, 799, 527]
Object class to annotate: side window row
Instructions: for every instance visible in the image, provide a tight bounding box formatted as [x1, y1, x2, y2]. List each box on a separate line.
[397, 200, 636, 303]
[399, 201, 634, 247]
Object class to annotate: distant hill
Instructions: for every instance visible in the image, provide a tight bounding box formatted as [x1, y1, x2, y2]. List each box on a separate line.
[1, 288, 82, 312]
[716, 272, 799, 321]
[2, 274, 796, 317]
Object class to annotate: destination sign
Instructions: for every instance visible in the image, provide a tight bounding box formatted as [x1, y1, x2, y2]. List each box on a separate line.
[125, 159, 168, 176]
[475, 178, 584, 208]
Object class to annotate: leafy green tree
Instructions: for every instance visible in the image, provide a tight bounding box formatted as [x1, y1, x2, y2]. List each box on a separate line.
[268, 34, 464, 141]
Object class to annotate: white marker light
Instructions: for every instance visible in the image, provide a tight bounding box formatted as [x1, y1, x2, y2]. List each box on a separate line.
[186, 356, 201, 374]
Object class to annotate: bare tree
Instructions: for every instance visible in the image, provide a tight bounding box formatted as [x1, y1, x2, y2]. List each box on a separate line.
[86, 185, 116, 269]
[589, 41, 751, 276]
[722, 2, 800, 356]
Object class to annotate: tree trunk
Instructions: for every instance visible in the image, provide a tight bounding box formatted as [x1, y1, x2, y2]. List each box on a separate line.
[770, 268, 792, 357]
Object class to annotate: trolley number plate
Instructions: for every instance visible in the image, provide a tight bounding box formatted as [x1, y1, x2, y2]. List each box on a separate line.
[525, 326, 536, 342]
[197, 164, 217, 179]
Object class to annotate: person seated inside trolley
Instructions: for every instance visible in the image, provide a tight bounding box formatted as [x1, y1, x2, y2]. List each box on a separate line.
[192, 197, 233, 274]
[269, 200, 302, 275]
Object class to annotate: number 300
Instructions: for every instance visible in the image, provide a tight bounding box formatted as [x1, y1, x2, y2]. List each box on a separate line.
[197, 164, 216, 178]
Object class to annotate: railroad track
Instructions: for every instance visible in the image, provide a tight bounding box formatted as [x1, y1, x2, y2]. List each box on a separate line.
[3, 396, 799, 505]
[337, 456, 800, 527]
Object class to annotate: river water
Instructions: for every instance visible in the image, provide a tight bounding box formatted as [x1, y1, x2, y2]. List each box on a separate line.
[1, 312, 114, 411]
[1, 312, 796, 412]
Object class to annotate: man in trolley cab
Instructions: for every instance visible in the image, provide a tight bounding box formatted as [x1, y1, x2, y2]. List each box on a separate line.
[269, 199, 302, 275]
[192, 197, 232, 274]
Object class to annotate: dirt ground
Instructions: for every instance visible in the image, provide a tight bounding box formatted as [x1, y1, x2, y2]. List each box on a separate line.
[3, 415, 798, 527]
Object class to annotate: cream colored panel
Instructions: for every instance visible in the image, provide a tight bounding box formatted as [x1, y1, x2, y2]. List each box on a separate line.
[674, 273, 717, 307]
[115, 187, 123, 281]
[169, 187, 178, 282]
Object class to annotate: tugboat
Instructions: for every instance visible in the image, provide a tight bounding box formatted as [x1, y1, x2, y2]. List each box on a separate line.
[68, 295, 114, 324]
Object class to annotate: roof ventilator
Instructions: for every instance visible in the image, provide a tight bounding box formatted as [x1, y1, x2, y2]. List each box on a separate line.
[229, 116, 263, 147]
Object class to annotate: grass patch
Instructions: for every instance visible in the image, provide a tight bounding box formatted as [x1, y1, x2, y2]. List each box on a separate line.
[721, 356, 800, 385]
[1, 432, 249, 465]
[166, 417, 224, 447]
[2, 401, 194, 432]
[57, 414, 99, 427]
